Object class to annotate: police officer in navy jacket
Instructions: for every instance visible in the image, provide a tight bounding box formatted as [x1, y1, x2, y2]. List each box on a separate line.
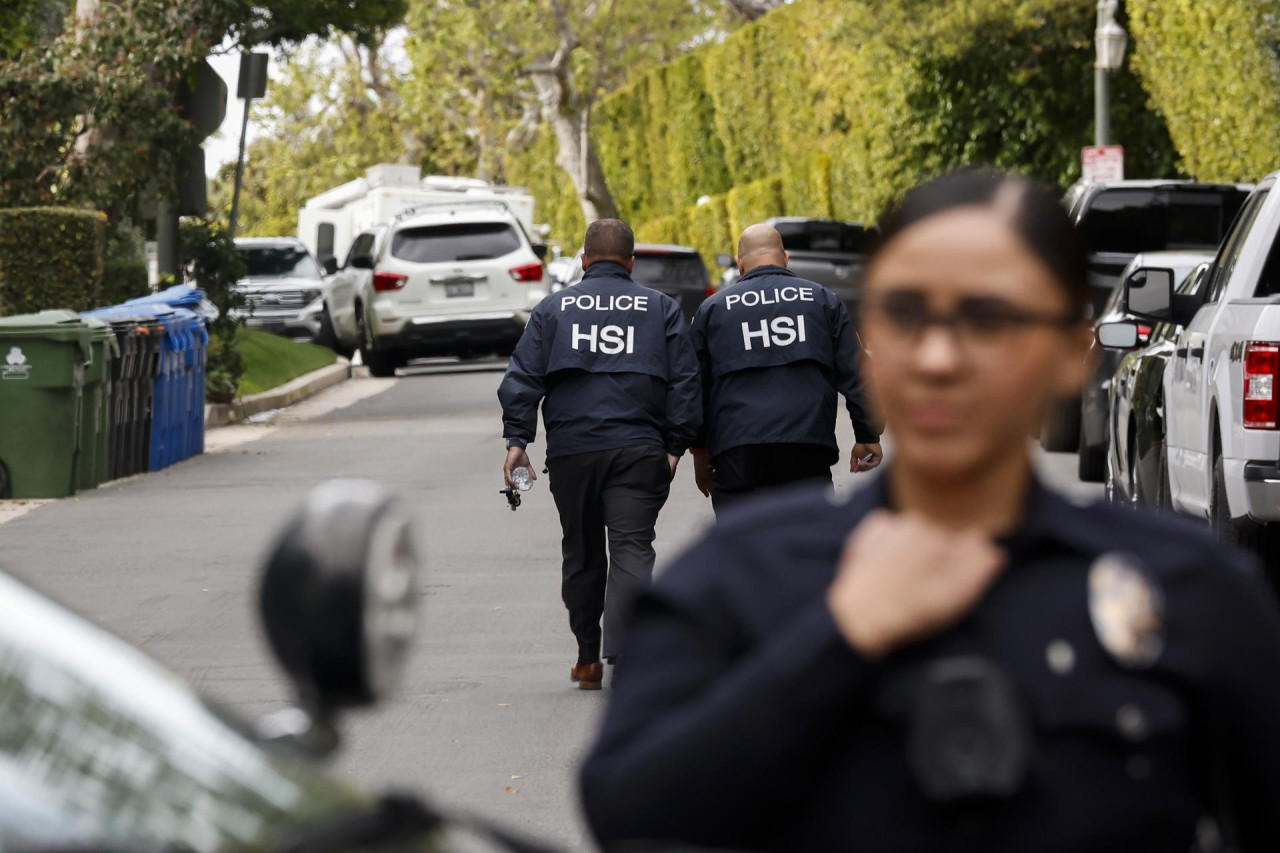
[498, 219, 700, 690]
[580, 173, 1280, 850]
[689, 224, 882, 513]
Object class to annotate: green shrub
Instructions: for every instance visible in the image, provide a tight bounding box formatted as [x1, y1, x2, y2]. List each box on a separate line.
[1128, 0, 1280, 182]
[0, 207, 107, 316]
[504, 126, 586, 251]
[725, 176, 786, 240]
[635, 214, 686, 245]
[180, 218, 247, 404]
[98, 260, 150, 306]
[686, 195, 732, 272]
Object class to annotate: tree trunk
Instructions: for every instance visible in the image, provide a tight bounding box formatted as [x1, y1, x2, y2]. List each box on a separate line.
[532, 80, 617, 223]
[525, 0, 618, 226]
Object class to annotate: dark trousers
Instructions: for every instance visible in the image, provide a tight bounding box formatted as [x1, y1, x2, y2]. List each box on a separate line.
[547, 444, 672, 663]
[710, 443, 833, 515]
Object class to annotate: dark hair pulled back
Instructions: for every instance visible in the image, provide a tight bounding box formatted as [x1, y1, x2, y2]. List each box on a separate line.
[873, 170, 1089, 318]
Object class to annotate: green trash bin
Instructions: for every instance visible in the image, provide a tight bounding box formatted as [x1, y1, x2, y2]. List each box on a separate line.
[78, 316, 119, 490]
[0, 310, 92, 499]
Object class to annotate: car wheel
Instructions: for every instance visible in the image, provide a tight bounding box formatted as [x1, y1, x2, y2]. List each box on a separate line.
[1077, 415, 1107, 483]
[357, 308, 398, 378]
[316, 305, 339, 349]
[1211, 451, 1280, 584]
[1040, 395, 1081, 452]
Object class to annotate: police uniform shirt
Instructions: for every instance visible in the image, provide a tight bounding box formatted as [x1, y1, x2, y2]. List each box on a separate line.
[689, 265, 878, 460]
[498, 260, 701, 458]
[580, 475, 1280, 852]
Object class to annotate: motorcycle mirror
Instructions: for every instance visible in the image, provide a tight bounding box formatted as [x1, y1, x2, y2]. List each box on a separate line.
[259, 480, 421, 719]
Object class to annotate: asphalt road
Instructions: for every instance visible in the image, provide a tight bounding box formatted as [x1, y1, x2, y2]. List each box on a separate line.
[0, 362, 1100, 851]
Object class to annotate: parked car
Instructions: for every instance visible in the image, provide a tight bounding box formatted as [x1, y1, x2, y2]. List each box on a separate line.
[324, 202, 549, 376]
[563, 243, 712, 321]
[1041, 179, 1253, 451]
[1103, 262, 1211, 508]
[1120, 173, 1280, 576]
[0, 481, 450, 850]
[1077, 251, 1213, 482]
[231, 237, 328, 342]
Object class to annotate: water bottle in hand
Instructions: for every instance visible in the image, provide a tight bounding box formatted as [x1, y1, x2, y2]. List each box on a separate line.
[512, 466, 533, 491]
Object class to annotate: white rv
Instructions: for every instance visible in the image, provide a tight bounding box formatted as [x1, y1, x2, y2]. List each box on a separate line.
[297, 164, 537, 266]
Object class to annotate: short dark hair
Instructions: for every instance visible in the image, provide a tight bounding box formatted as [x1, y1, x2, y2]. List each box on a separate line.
[872, 170, 1089, 318]
[583, 219, 635, 261]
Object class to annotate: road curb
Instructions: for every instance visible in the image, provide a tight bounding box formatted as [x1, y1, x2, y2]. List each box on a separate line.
[205, 359, 351, 428]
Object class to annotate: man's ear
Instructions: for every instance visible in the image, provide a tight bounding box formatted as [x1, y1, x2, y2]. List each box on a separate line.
[624, 255, 636, 274]
[736, 256, 745, 276]
[782, 250, 790, 269]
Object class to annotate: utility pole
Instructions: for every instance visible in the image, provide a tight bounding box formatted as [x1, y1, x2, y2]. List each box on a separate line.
[228, 53, 269, 241]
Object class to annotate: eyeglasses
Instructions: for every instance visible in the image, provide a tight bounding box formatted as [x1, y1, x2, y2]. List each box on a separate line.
[862, 291, 1080, 358]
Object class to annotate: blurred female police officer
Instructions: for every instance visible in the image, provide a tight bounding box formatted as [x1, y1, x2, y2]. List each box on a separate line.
[579, 171, 1280, 852]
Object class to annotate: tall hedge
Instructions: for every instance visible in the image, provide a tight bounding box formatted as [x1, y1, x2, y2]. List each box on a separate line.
[1128, 0, 1280, 183]
[515, 0, 1180, 258]
[0, 208, 107, 316]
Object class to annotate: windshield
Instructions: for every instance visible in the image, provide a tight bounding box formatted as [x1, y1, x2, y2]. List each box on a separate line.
[1081, 188, 1249, 254]
[238, 246, 322, 280]
[391, 222, 522, 263]
[632, 253, 708, 289]
[773, 221, 873, 254]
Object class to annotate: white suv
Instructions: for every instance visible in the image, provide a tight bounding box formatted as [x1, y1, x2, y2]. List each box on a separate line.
[324, 202, 548, 376]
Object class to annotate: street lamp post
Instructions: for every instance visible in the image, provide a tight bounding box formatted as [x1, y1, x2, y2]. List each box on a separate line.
[1094, 0, 1128, 147]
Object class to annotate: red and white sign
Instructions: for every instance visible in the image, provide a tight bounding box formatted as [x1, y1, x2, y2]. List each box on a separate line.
[1082, 145, 1125, 182]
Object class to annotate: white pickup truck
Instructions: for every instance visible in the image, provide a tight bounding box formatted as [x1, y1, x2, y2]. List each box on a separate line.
[1121, 173, 1280, 573]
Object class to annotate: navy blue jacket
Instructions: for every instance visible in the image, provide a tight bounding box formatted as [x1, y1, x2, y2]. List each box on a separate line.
[689, 265, 878, 460]
[498, 261, 701, 459]
[581, 475, 1280, 851]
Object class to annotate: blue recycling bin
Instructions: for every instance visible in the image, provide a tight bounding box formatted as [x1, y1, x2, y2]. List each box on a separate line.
[85, 303, 205, 471]
[123, 284, 207, 312]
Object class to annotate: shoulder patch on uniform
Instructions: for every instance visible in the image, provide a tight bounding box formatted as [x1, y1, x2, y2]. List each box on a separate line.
[1088, 552, 1165, 668]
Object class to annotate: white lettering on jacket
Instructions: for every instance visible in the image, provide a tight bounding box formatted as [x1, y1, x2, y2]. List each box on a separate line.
[572, 324, 635, 354]
[560, 294, 649, 312]
[724, 286, 814, 311]
[741, 315, 806, 350]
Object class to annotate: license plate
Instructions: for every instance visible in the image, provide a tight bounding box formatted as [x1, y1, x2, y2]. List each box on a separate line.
[445, 282, 475, 298]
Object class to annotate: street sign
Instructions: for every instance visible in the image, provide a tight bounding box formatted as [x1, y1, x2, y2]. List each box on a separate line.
[1082, 145, 1124, 182]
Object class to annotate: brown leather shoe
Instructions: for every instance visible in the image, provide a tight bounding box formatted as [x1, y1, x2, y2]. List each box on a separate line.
[570, 662, 603, 690]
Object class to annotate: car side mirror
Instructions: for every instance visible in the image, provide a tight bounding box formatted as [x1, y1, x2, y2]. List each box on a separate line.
[532, 243, 549, 260]
[349, 254, 375, 270]
[1123, 267, 1175, 323]
[320, 255, 339, 276]
[258, 480, 420, 754]
[1097, 320, 1140, 349]
[715, 253, 735, 269]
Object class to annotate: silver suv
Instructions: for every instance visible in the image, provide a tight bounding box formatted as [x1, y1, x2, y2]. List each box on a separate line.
[324, 203, 548, 376]
[231, 237, 327, 340]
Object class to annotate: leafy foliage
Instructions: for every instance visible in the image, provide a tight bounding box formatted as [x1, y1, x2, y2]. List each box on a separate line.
[1127, 0, 1280, 182]
[0, 0, 408, 220]
[0, 207, 107, 316]
[513, 0, 1181, 261]
[178, 218, 247, 403]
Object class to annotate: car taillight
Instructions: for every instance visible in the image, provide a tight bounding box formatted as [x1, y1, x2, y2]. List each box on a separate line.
[1137, 323, 1152, 343]
[510, 262, 544, 282]
[373, 272, 407, 292]
[1244, 341, 1280, 430]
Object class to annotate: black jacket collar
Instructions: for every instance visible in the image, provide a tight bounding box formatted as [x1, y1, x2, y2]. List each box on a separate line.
[582, 260, 633, 282]
[737, 264, 798, 284]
